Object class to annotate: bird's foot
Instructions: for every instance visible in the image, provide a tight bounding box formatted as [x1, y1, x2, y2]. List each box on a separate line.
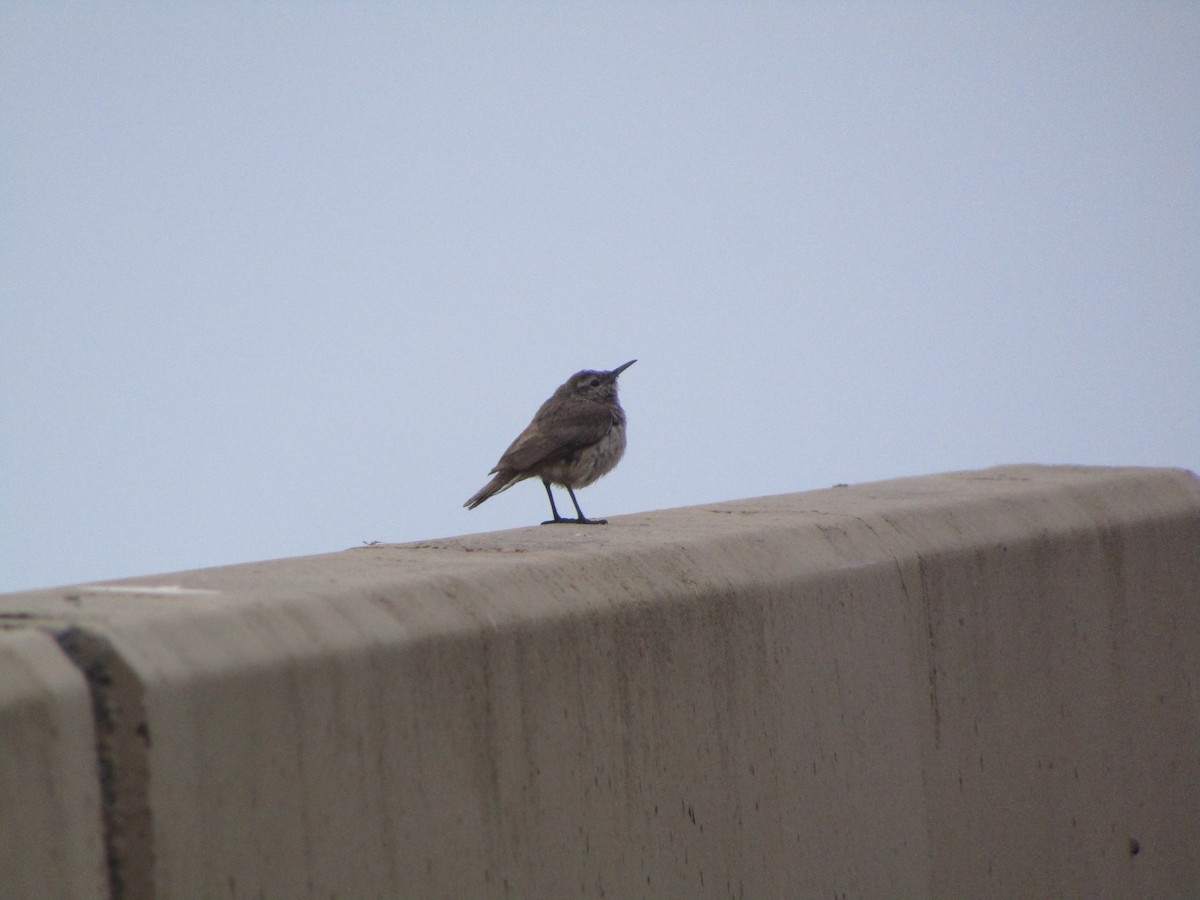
[541, 517, 608, 525]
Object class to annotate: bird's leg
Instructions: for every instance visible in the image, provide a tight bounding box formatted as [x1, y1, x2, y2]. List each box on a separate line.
[540, 482, 607, 525]
[567, 486, 607, 525]
[541, 480, 567, 525]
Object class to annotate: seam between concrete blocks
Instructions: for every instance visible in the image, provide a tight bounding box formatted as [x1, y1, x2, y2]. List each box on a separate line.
[54, 625, 156, 900]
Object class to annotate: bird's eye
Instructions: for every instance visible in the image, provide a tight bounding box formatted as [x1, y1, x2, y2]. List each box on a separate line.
[588, 378, 600, 388]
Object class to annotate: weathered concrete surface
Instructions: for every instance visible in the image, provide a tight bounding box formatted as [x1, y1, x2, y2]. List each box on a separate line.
[0, 629, 107, 899]
[1, 465, 1197, 897]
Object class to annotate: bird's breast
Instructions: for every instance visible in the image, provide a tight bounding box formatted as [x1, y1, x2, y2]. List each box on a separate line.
[541, 420, 627, 489]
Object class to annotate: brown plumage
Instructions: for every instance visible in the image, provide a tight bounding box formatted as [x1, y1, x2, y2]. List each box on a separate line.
[464, 360, 636, 524]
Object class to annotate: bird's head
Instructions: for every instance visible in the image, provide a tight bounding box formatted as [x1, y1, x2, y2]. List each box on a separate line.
[566, 359, 636, 402]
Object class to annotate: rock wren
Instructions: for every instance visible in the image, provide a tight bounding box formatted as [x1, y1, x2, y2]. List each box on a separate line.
[464, 360, 636, 524]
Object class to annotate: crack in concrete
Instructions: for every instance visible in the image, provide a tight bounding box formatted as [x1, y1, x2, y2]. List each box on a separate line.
[54, 626, 156, 900]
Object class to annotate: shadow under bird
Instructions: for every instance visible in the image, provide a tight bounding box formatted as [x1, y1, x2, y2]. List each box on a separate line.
[464, 360, 636, 524]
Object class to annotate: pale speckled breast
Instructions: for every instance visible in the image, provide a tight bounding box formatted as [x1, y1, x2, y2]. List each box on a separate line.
[540, 419, 627, 489]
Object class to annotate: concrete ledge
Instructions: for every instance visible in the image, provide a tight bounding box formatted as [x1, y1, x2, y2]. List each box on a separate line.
[2, 465, 1198, 896]
[0, 630, 107, 899]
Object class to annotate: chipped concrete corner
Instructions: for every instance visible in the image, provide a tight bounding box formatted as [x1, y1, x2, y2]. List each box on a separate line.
[1, 465, 1198, 898]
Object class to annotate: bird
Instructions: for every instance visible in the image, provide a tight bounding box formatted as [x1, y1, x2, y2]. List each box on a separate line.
[464, 360, 636, 524]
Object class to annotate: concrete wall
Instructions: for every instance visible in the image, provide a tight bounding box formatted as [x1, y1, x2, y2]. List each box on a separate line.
[0, 630, 107, 898]
[1, 465, 1197, 898]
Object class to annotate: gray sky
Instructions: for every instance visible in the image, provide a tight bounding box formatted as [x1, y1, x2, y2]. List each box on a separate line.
[2, 4, 1197, 593]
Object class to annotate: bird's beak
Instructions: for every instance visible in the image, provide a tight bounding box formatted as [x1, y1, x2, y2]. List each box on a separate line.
[611, 359, 637, 378]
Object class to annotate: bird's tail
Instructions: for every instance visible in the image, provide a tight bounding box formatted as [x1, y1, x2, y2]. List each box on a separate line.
[464, 470, 522, 510]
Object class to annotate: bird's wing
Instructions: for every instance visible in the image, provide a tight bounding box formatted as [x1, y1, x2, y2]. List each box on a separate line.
[493, 402, 610, 474]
